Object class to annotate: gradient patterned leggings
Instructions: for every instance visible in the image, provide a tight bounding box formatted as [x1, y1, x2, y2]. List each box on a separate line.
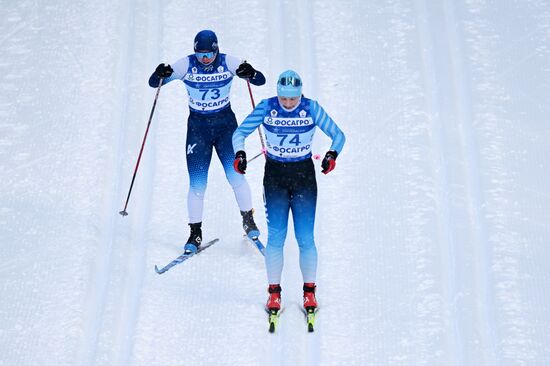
[186, 109, 252, 223]
[263, 158, 318, 284]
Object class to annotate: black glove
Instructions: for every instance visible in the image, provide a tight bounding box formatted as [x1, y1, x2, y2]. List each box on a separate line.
[236, 62, 256, 79]
[154, 63, 173, 78]
[233, 150, 247, 174]
[321, 150, 338, 174]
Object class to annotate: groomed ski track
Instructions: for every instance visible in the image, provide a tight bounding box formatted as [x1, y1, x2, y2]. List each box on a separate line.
[1, 1, 550, 366]
[76, 2, 163, 366]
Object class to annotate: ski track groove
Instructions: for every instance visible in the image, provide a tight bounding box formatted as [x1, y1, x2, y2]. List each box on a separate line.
[113, 1, 162, 365]
[74, 1, 137, 365]
[110, 0, 139, 363]
[415, 0, 502, 364]
[442, 1, 501, 364]
[76, 0, 149, 366]
[413, 1, 463, 364]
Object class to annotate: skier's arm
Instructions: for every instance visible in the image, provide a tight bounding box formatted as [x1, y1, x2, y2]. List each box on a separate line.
[148, 57, 189, 87]
[311, 100, 346, 155]
[226, 55, 266, 86]
[232, 100, 268, 153]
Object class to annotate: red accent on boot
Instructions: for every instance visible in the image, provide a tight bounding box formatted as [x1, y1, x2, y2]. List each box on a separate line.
[266, 284, 282, 310]
[303, 283, 317, 310]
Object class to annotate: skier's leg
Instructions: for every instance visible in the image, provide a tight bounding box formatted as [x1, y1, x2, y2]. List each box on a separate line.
[263, 162, 291, 285]
[186, 117, 213, 224]
[213, 113, 252, 212]
[213, 114, 259, 236]
[290, 160, 318, 284]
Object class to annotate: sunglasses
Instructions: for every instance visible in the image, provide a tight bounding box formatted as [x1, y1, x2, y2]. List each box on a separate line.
[195, 51, 215, 59]
[278, 76, 302, 87]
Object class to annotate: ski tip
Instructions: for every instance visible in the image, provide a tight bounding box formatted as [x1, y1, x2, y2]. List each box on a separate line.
[245, 235, 265, 256]
[154, 265, 164, 274]
[247, 230, 260, 240]
[267, 309, 279, 333]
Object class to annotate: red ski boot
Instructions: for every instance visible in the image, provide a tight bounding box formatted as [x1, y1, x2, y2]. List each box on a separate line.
[266, 284, 282, 311]
[303, 283, 317, 311]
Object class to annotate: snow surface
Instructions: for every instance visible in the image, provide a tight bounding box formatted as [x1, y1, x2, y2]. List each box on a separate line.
[1, 1, 550, 365]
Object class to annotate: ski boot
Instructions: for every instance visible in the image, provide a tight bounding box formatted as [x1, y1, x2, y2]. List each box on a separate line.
[266, 284, 282, 311]
[266, 284, 282, 333]
[303, 283, 318, 310]
[241, 209, 260, 239]
[184, 222, 202, 254]
[303, 283, 317, 332]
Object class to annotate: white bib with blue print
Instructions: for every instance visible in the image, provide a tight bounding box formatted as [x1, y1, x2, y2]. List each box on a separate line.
[183, 55, 233, 114]
[262, 97, 316, 162]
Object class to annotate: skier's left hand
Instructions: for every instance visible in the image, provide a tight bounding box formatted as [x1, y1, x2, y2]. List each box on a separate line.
[236, 62, 256, 79]
[321, 150, 338, 174]
[233, 150, 247, 174]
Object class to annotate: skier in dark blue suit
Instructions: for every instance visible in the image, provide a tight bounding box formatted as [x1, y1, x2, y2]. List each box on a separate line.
[149, 30, 266, 254]
[232, 70, 345, 312]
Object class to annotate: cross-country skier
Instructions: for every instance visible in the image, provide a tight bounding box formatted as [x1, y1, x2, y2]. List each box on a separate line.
[148, 29, 265, 254]
[232, 70, 345, 313]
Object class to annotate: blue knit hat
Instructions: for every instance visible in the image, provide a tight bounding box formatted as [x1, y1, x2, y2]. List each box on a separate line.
[194, 30, 218, 52]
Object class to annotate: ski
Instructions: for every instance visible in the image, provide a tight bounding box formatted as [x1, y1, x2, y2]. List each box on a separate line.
[245, 233, 265, 256]
[265, 307, 283, 333]
[302, 307, 319, 332]
[154, 238, 220, 274]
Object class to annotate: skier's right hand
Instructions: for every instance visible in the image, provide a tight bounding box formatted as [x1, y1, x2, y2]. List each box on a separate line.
[233, 150, 247, 174]
[154, 63, 173, 78]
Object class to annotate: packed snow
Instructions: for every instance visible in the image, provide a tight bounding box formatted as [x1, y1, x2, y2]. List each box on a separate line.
[1, 1, 550, 365]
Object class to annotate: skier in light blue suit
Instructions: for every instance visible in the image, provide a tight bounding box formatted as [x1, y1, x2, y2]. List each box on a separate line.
[232, 70, 345, 312]
[149, 30, 265, 254]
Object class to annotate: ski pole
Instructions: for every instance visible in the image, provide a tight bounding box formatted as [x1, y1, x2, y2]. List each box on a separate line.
[248, 151, 264, 162]
[245, 79, 266, 163]
[119, 77, 164, 216]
